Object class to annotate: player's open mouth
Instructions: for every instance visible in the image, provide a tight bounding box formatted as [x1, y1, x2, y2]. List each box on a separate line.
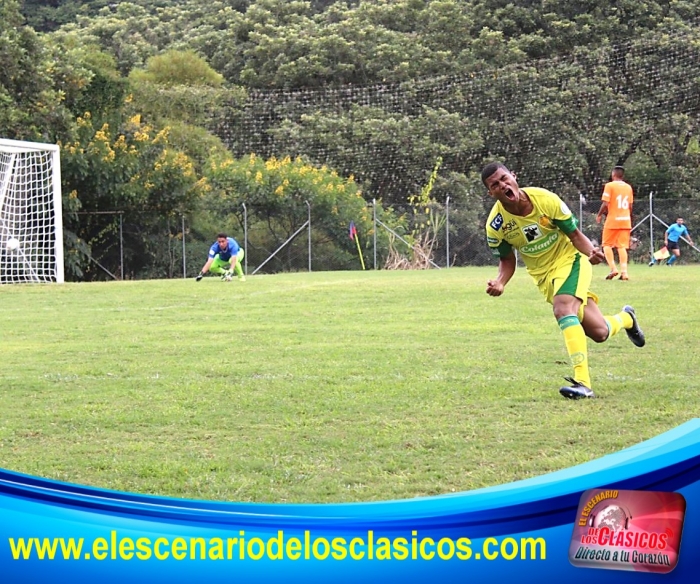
[504, 188, 517, 202]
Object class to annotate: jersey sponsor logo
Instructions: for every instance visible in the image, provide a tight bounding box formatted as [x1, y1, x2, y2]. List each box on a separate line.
[487, 236, 499, 245]
[520, 231, 560, 255]
[522, 223, 543, 242]
[539, 215, 553, 228]
[502, 219, 518, 233]
[490, 213, 504, 230]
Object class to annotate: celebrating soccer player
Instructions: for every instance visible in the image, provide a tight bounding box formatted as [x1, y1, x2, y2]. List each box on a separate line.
[482, 162, 645, 399]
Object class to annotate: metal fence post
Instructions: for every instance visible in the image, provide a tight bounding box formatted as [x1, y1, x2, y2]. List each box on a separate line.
[373, 198, 377, 270]
[649, 191, 654, 257]
[242, 202, 248, 275]
[119, 212, 124, 281]
[306, 200, 311, 272]
[181, 214, 186, 278]
[445, 196, 450, 268]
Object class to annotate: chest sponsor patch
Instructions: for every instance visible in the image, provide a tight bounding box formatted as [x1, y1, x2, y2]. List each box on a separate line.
[522, 223, 542, 242]
[520, 231, 559, 254]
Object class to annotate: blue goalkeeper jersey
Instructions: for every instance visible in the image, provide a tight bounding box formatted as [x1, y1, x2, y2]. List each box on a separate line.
[208, 237, 240, 261]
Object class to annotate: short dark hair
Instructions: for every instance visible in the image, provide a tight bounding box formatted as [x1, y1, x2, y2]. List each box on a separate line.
[612, 166, 625, 178]
[481, 162, 509, 185]
[217, 232, 227, 239]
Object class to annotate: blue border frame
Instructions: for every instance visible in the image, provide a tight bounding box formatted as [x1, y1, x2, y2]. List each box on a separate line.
[2, 419, 699, 582]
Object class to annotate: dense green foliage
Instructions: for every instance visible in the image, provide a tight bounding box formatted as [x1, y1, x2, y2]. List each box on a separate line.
[3, 0, 700, 279]
[61, 111, 208, 278]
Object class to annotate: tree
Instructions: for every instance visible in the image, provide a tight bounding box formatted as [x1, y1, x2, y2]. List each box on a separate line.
[10, 0, 700, 276]
[0, 0, 72, 140]
[205, 152, 373, 270]
[130, 50, 224, 88]
[21, 0, 93, 33]
[126, 49, 238, 178]
[60, 112, 209, 279]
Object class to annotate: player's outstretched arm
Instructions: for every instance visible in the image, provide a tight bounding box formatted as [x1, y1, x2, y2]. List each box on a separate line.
[567, 229, 605, 265]
[486, 253, 516, 296]
[197, 258, 214, 281]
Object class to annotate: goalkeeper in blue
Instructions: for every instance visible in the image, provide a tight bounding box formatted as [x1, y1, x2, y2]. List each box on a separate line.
[482, 162, 645, 399]
[196, 233, 246, 282]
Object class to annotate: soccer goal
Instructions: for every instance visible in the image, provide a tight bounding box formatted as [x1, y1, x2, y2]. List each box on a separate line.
[0, 138, 64, 284]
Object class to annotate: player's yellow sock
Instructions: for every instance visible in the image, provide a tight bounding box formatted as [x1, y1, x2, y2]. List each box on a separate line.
[603, 246, 617, 272]
[604, 310, 633, 338]
[558, 315, 591, 388]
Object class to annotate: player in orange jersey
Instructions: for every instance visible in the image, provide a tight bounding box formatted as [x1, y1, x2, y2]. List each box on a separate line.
[596, 166, 634, 280]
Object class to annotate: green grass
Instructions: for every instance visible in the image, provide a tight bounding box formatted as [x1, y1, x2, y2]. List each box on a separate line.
[1, 265, 699, 504]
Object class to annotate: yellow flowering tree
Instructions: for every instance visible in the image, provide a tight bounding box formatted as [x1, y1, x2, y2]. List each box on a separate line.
[206, 153, 372, 269]
[60, 111, 208, 279]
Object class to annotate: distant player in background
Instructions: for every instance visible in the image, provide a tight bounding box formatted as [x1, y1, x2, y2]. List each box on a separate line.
[650, 218, 694, 266]
[596, 166, 634, 280]
[482, 162, 645, 399]
[196, 233, 246, 282]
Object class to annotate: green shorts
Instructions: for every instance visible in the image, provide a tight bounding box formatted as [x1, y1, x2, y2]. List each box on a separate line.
[212, 249, 244, 271]
[536, 253, 598, 307]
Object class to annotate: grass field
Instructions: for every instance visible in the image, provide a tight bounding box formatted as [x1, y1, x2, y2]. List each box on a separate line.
[1, 264, 699, 504]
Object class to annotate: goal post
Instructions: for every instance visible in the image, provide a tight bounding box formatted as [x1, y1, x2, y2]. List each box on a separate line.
[0, 138, 64, 284]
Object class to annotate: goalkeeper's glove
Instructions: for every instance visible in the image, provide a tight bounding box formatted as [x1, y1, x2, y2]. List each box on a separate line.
[196, 272, 204, 282]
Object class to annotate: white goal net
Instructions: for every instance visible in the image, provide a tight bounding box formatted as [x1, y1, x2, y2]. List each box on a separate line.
[0, 139, 64, 284]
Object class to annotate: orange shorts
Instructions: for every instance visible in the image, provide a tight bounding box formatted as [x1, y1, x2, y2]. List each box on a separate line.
[602, 228, 631, 249]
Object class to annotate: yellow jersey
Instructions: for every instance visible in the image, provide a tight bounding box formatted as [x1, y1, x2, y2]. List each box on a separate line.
[485, 187, 579, 284]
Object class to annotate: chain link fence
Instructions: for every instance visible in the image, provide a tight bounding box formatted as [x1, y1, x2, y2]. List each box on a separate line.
[71, 193, 700, 281]
[577, 194, 700, 265]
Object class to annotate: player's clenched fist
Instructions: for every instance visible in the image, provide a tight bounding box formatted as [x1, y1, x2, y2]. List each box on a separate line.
[588, 247, 606, 265]
[486, 279, 504, 296]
